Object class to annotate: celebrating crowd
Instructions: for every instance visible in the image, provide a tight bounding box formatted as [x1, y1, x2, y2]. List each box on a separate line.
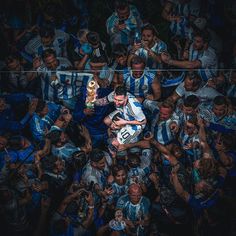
[0, 0, 236, 235]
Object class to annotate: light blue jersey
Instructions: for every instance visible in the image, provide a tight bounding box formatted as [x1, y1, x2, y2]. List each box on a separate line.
[123, 69, 155, 98]
[25, 30, 69, 58]
[106, 5, 143, 46]
[189, 44, 218, 82]
[135, 41, 167, 69]
[151, 112, 180, 145]
[38, 57, 72, 102]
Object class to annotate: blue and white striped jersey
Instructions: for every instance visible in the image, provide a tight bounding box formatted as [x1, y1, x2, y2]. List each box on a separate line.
[123, 69, 156, 98]
[25, 30, 69, 58]
[106, 5, 143, 46]
[116, 194, 150, 222]
[135, 41, 167, 69]
[189, 44, 218, 82]
[37, 57, 72, 101]
[51, 142, 80, 161]
[199, 103, 236, 131]
[30, 102, 61, 142]
[107, 92, 146, 124]
[179, 130, 201, 160]
[151, 112, 180, 145]
[56, 71, 93, 100]
[175, 82, 221, 103]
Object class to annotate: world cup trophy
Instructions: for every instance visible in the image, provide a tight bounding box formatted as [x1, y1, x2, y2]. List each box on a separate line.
[85, 79, 99, 109]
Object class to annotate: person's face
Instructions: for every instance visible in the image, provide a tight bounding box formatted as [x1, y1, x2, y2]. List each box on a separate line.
[57, 132, 68, 146]
[117, 6, 130, 20]
[7, 59, 21, 71]
[115, 55, 127, 66]
[44, 54, 58, 70]
[213, 104, 227, 117]
[172, 145, 183, 158]
[95, 157, 106, 170]
[159, 107, 172, 121]
[193, 36, 204, 50]
[0, 99, 6, 112]
[184, 121, 196, 135]
[142, 29, 155, 47]
[114, 169, 127, 185]
[182, 105, 195, 115]
[129, 187, 142, 204]
[184, 76, 194, 91]
[41, 36, 54, 47]
[55, 158, 65, 172]
[114, 94, 128, 108]
[131, 63, 145, 79]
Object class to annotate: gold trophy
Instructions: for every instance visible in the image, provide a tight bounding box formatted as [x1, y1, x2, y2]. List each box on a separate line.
[85, 79, 99, 109]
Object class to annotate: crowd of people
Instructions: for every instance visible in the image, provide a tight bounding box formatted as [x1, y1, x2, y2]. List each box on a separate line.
[0, 0, 236, 235]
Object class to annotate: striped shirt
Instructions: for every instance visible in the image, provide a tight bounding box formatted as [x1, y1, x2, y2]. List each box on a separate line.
[199, 104, 236, 131]
[107, 92, 146, 125]
[30, 102, 61, 142]
[123, 69, 156, 98]
[38, 57, 72, 101]
[151, 112, 180, 145]
[135, 41, 167, 69]
[106, 5, 142, 46]
[25, 30, 69, 58]
[55, 71, 93, 100]
[189, 44, 218, 82]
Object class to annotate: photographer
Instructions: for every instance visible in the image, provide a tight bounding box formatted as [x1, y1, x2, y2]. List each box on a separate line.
[50, 189, 94, 236]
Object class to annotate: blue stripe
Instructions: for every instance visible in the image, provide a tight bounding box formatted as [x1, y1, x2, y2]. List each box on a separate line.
[129, 77, 135, 95]
[139, 76, 145, 97]
[199, 69, 208, 82]
[161, 122, 169, 145]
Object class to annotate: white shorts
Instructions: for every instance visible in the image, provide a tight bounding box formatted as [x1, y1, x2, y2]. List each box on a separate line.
[108, 111, 144, 144]
[117, 124, 143, 144]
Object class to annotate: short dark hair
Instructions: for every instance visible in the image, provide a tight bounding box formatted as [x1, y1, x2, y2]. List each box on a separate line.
[39, 26, 55, 38]
[114, 0, 128, 10]
[141, 24, 158, 37]
[130, 55, 146, 68]
[194, 30, 210, 43]
[35, 99, 46, 113]
[42, 49, 56, 61]
[47, 130, 62, 145]
[86, 31, 100, 46]
[89, 149, 105, 162]
[114, 86, 127, 96]
[213, 96, 228, 106]
[112, 43, 127, 58]
[186, 71, 202, 87]
[127, 153, 141, 168]
[112, 164, 126, 176]
[161, 100, 175, 111]
[183, 95, 200, 109]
